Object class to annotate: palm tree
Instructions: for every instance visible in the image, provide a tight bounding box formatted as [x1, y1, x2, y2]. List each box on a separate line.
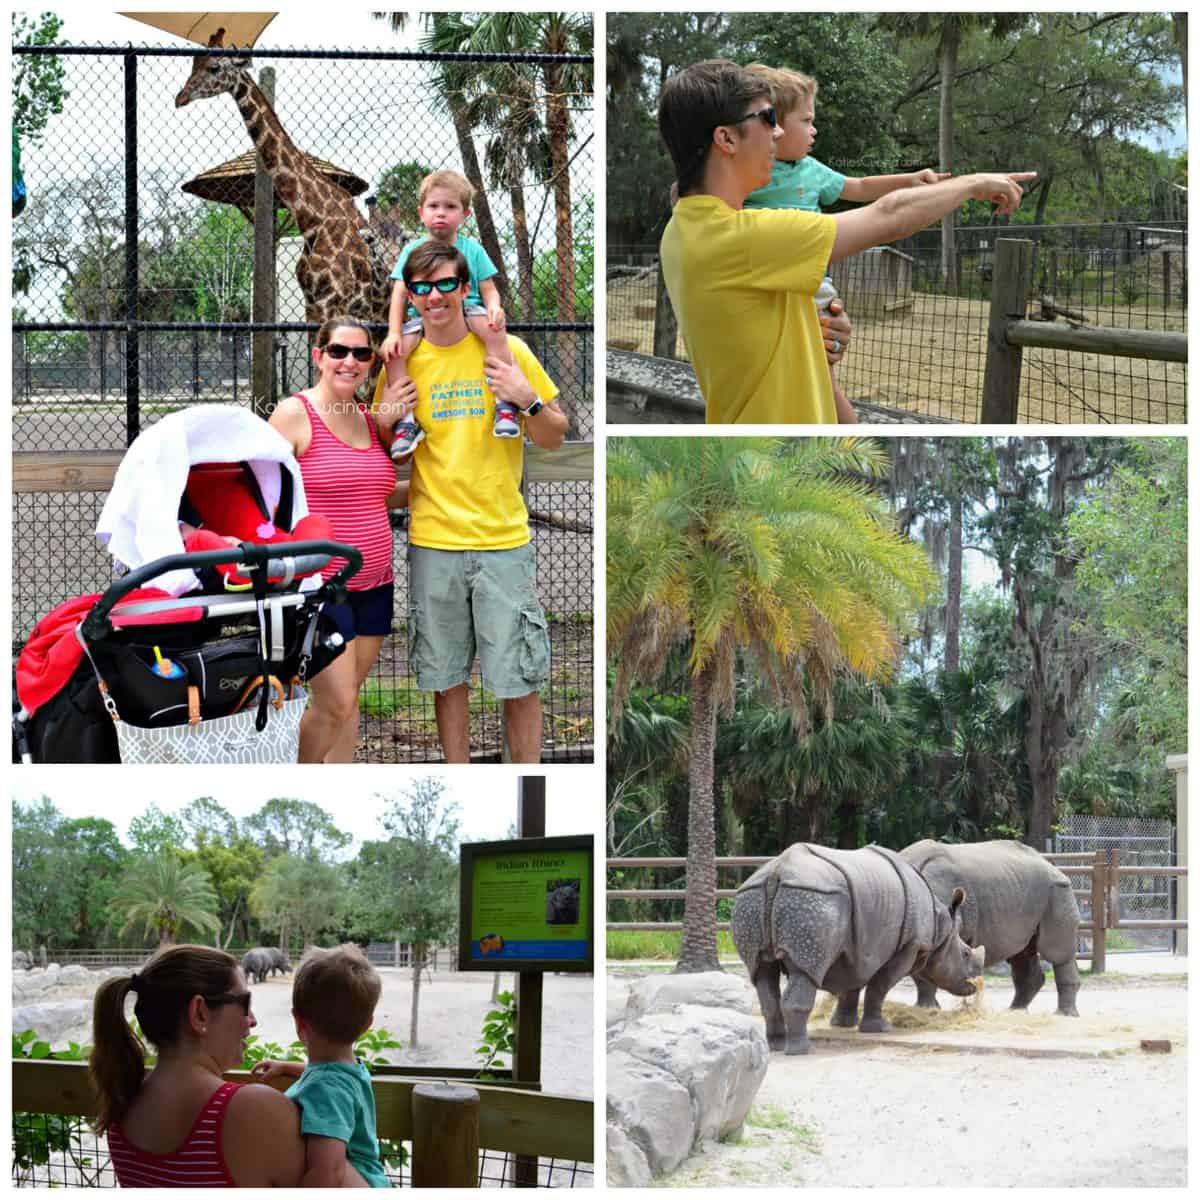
[110, 854, 221, 947]
[877, 14, 1028, 291]
[608, 438, 936, 972]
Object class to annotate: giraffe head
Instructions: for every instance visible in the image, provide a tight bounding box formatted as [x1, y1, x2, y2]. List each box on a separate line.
[175, 29, 253, 108]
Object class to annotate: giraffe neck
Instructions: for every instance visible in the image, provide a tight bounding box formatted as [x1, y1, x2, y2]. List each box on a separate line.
[230, 73, 357, 235]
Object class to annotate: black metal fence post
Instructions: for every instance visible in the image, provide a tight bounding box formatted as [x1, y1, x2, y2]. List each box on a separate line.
[123, 52, 139, 445]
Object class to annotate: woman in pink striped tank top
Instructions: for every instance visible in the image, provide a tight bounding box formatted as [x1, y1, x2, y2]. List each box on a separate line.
[89, 945, 310, 1186]
[270, 318, 416, 763]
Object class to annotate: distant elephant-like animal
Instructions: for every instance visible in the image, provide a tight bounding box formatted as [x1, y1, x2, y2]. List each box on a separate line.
[267, 947, 292, 977]
[731, 843, 985, 1055]
[899, 839, 1081, 1016]
[242, 947, 275, 985]
[546, 883, 580, 925]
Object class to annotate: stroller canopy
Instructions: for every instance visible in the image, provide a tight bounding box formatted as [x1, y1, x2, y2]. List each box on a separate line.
[96, 406, 313, 597]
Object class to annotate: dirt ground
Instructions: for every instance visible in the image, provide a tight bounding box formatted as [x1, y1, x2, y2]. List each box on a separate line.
[611, 967, 1187, 1187]
[607, 275, 1187, 424]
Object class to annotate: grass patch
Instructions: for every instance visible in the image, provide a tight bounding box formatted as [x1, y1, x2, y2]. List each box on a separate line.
[607, 929, 739, 960]
[745, 1104, 822, 1152]
[357, 678, 502, 719]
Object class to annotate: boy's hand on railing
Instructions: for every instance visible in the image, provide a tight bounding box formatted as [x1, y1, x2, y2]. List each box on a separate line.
[911, 169, 950, 186]
[251, 1060, 304, 1084]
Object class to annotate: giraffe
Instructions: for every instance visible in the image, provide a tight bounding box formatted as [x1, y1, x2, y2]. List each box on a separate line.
[175, 30, 389, 327]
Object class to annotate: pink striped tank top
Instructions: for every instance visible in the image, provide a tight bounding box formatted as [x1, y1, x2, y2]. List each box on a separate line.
[297, 395, 397, 591]
[107, 1080, 241, 1187]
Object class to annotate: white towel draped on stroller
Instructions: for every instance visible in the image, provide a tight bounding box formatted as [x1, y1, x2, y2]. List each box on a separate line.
[96, 405, 315, 597]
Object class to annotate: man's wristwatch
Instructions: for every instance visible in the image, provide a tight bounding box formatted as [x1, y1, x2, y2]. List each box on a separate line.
[520, 397, 545, 417]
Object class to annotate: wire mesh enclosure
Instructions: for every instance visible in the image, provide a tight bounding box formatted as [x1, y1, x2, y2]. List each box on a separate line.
[608, 220, 1186, 424]
[12, 35, 595, 763]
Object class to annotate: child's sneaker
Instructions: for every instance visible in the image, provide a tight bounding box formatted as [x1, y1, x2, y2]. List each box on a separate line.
[390, 417, 426, 461]
[494, 402, 521, 439]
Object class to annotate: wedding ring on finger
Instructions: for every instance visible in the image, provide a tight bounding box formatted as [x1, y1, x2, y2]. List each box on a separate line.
[830, 339, 843, 355]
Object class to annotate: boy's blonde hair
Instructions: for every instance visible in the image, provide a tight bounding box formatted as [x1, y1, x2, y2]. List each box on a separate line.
[418, 168, 475, 212]
[292, 944, 381, 1044]
[744, 64, 817, 121]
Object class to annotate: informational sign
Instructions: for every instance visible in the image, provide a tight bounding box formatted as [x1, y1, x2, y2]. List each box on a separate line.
[458, 835, 593, 972]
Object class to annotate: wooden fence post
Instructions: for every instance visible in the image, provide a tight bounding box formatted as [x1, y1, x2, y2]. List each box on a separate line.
[980, 238, 1034, 422]
[1107, 848, 1121, 947]
[1163, 251, 1172, 308]
[411, 1083, 480, 1187]
[251, 67, 277, 420]
[1090, 849, 1106, 974]
[653, 258, 678, 360]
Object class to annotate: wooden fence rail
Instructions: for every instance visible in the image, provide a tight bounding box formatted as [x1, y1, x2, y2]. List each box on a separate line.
[13, 1060, 592, 1187]
[981, 237, 1188, 421]
[607, 851, 1188, 975]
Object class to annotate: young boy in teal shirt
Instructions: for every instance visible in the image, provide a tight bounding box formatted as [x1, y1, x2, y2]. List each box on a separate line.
[252, 945, 390, 1187]
[743, 63, 948, 423]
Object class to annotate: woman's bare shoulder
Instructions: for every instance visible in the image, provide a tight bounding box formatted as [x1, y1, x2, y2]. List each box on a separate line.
[224, 1083, 304, 1185]
[269, 393, 312, 454]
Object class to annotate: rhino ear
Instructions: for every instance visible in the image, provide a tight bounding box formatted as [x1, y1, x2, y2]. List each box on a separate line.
[949, 887, 966, 918]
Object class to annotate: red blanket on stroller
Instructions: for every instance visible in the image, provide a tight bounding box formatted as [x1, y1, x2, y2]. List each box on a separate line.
[15, 589, 204, 717]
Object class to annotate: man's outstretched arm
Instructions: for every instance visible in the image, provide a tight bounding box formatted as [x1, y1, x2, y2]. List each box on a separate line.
[829, 172, 1036, 263]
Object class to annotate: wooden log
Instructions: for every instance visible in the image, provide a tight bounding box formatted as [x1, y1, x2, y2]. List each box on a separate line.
[1006, 320, 1187, 363]
[411, 1083, 480, 1187]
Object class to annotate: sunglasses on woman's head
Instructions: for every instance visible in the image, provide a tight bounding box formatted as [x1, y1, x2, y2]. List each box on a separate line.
[204, 990, 253, 1015]
[322, 343, 374, 362]
[409, 277, 466, 296]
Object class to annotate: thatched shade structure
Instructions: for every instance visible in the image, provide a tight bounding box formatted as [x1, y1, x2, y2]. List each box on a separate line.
[181, 151, 368, 221]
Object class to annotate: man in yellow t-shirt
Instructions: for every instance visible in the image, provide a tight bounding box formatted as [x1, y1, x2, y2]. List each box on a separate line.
[657, 59, 1035, 424]
[376, 241, 567, 763]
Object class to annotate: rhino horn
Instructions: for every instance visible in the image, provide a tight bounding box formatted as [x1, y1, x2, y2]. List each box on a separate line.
[970, 945, 986, 975]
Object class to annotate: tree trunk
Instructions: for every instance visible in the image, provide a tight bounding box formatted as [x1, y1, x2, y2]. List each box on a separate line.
[544, 60, 579, 438]
[510, 182, 535, 322]
[938, 26, 960, 293]
[449, 107, 510, 312]
[945, 493, 963, 674]
[675, 660, 722, 973]
[1173, 13, 1187, 106]
[410, 940, 424, 1047]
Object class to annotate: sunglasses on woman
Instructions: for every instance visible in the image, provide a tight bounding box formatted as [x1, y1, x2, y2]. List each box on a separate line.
[204, 990, 253, 1015]
[409, 277, 467, 296]
[322, 343, 374, 362]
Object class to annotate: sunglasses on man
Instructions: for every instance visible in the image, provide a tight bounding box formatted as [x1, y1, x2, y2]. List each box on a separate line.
[727, 105, 777, 129]
[321, 343, 374, 362]
[204, 990, 253, 1015]
[409, 276, 467, 296]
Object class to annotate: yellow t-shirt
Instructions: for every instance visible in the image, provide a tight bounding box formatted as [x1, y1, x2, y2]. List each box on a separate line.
[392, 333, 559, 551]
[659, 195, 838, 424]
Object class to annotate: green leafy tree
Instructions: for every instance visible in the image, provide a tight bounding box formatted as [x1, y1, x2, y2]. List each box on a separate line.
[12, 12, 67, 146]
[109, 853, 222, 947]
[1066, 438, 1186, 752]
[356, 778, 460, 1048]
[250, 854, 344, 948]
[242, 798, 351, 862]
[373, 161, 434, 223]
[127, 804, 189, 858]
[182, 836, 265, 950]
[608, 438, 935, 971]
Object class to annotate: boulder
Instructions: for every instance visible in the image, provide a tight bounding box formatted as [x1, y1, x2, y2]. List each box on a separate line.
[59, 964, 90, 984]
[606, 971, 769, 1184]
[12, 1000, 93, 1049]
[606, 1121, 652, 1188]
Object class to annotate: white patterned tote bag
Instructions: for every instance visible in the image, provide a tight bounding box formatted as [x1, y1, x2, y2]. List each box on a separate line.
[111, 678, 307, 765]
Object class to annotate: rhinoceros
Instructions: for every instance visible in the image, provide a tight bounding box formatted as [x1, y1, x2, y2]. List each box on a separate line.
[899, 839, 1081, 1016]
[242, 947, 276, 985]
[546, 882, 580, 925]
[731, 843, 985, 1054]
[266, 947, 291, 977]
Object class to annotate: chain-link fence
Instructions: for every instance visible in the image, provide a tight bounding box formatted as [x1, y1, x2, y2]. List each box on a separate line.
[609, 220, 1186, 424]
[13, 38, 594, 762]
[1054, 814, 1177, 952]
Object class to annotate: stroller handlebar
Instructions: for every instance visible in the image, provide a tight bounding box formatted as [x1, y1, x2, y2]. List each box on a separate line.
[82, 541, 365, 640]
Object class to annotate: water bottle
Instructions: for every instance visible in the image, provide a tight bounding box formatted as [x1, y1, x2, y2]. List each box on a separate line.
[814, 275, 839, 315]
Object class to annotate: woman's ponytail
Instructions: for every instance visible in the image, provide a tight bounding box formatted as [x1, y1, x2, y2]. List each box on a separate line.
[88, 975, 147, 1133]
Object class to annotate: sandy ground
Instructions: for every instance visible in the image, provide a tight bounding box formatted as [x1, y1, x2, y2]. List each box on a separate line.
[607, 275, 1187, 424]
[609, 965, 1187, 1187]
[20, 967, 594, 1100]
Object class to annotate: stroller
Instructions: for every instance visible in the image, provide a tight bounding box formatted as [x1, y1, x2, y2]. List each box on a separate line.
[14, 407, 363, 765]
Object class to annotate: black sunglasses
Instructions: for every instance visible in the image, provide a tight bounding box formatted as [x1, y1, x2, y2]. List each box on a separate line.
[409, 276, 466, 296]
[204, 990, 253, 1015]
[727, 105, 777, 129]
[322, 343, 374, 362]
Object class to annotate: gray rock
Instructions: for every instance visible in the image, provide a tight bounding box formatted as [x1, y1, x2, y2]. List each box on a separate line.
[624, 971, 753, 1021]
[606, 1048, 695, 1178]
[12, 1000, 93, 1049]
[606, 1122, 652, 1188]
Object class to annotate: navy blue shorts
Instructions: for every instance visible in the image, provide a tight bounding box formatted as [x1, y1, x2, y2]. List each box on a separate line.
[324, 581, 394, 641]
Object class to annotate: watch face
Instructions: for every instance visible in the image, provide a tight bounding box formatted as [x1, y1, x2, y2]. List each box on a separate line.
[525, 398, 544, 416]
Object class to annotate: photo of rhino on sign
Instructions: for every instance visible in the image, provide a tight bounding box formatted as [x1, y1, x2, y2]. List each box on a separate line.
[546, 879, 581, 925]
